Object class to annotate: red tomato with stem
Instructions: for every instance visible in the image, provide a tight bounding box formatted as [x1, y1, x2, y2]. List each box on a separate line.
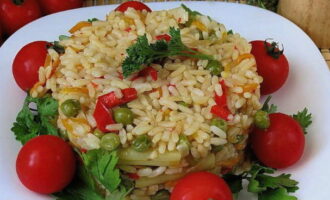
[16, 135, 76, 194]
[115, 1, 152, 12]
[12, 41, 49, 91]
[250, 40, 289, 95]
[37, 0, 83, 15]
[0, 0, 41, 35]
[251, 113, 305, 169]
[171, 171, 233, 200]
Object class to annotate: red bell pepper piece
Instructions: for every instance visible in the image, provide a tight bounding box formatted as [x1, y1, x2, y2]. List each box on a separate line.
[156, 34, 171, 42]
[139, 66, 158, 81]
[93, 100, 116, 132]
[99, 88, 138, 108]
[215, 80, 228, 106]
[121, 88, 138, 103]
[127, 173, 140, 180]
[212, 80, 232, 120]
[211, 105, 231, 121]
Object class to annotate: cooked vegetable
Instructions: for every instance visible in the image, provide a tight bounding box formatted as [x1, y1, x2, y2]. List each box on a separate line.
[136, 173, 185, 188]
[151, 189, 171, 200]
[170, 172, 233, 200]
[11, 95, 59, 144]
[118, 148, 182, 166]
[100, 133, 121, 151]
[212, 80, 231, 120]
[254, 110, 270, 129]
[93, 129, 104, 138]
[113, 108, 134, 125]
[188, 153, 215, 172]
[122, 27, 213, 77]
[176, 135, 190, 156]
[60, 99, 81, 117]
[251, 113, 305, 169]
[16, 135, 76, 194]
[93, 100, 116, 133]
[138, 66, 158, 81]
[210, 118, 228, 131]
[206, 60, 223, 76]
[251, 40, 289, 95]
[132, 135, 151, 152]
[223, 164, 298, 200]
[98, 88, 138, 108]
[12, 41, 49, 91]
[177, 101, 190, 107]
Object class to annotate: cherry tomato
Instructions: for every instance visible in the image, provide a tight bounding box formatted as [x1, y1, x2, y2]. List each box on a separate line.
[171, 171, 233, 200]
[251, 113, 305, 169]
[115, 1, 151, 12]
[16, 135, 76, 194]
[12, 41, 49, 91]
[37, 0, 83, 15]
[250, 40, 289, 95]
[0, 0, 41, 35]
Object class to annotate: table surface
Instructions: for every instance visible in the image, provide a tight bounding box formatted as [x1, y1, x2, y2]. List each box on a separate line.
[83, 0, 330, 69]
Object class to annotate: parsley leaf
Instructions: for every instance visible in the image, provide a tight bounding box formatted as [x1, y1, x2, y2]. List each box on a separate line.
[292, 108, 312, 134]
[54, 149, 132, 200]
[261, 96, 277, 114]
[11, 94, 59, 144]
[181, 4, 201, 26]
[223, 164, 299, 200]
[259, 188, 298, 200]
[122, 27, 213, 77]
[88, 18, 99, 23]
[81, 149, 121, 192]
[222, 174, 243, 196]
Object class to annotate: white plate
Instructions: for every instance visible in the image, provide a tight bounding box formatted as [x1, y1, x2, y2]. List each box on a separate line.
[0, 1, 329, 199]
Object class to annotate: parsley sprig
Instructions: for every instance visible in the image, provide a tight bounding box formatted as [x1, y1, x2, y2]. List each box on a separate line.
[292, 108, 312, 134]
[11, 94, 59, 144]
[261, 96, 277, 114]
[122, 27, 213, 77]
[54, 149, 133, 200]
[224, 164, 299, 200]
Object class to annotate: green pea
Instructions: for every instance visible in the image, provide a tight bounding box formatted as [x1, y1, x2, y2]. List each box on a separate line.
[178, 135, 190, 147]
[113, 108, 134, 125]
[151, 189, 170, 200]
[212, 145, 223, 153]
[132, 135, 151, 152]
[210, 118, 228, 132]
[206, 60, 223, 76]
[254, 110, 270, 129]
[177, 101, 190, 107]
[93, 129, 104, 138]
[60, 99, 81, 117]
[100, 133, 120, 151]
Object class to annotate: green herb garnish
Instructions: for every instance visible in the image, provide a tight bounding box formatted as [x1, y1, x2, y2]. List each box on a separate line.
[261, 96, 277, 114]
[53, 149, 133, 200]
[122, 27, 213, 77]
[292, 108, 312, 134]
[223, 164, 299, 200]
[88, 18, 99, 23]
[11, 94, 59, 144]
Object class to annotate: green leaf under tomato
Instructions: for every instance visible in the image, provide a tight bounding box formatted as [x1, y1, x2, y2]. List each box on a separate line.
[11, 94, 60, 144]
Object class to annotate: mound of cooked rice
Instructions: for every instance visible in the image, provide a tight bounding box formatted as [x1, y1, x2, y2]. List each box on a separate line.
[31, 5, 262, 199]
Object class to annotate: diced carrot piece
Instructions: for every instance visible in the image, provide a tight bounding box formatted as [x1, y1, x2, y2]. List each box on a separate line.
[69, 21, 92, 34]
